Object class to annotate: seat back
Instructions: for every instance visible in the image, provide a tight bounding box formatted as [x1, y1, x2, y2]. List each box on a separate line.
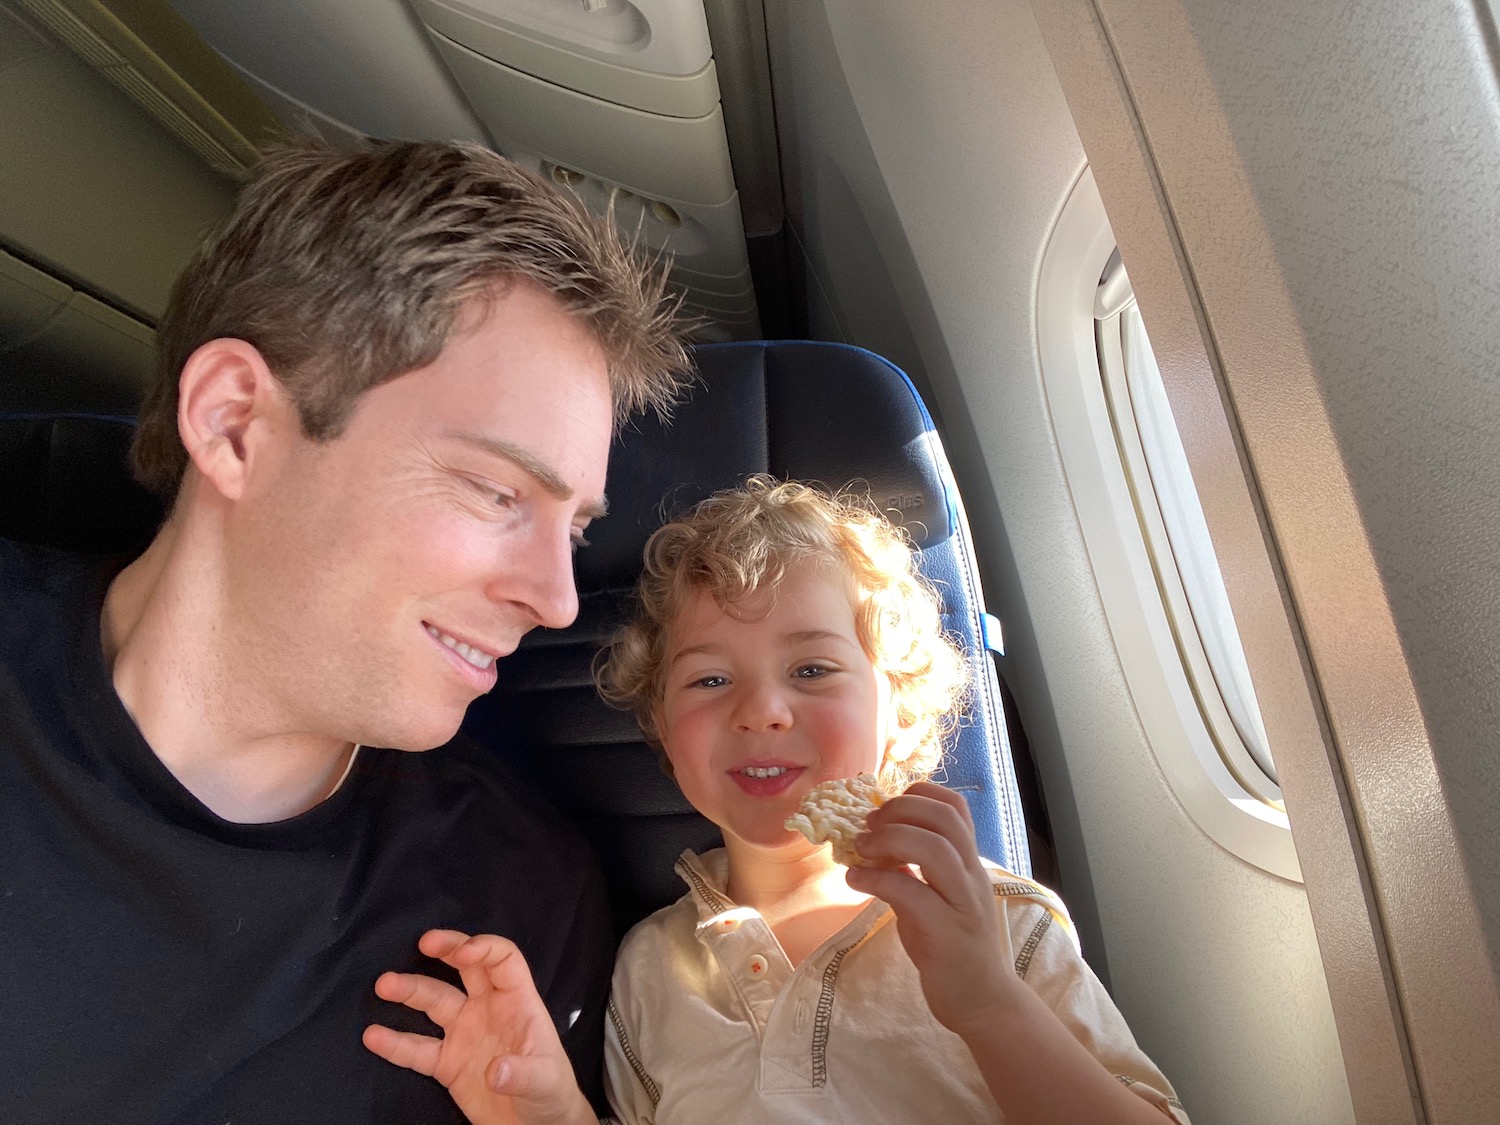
[462, 342, 1030, 934]
[0, 413, 163, 556]
[0, 342, 1030, 936]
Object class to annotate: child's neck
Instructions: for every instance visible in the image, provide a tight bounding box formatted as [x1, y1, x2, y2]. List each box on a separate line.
[723, 838, 873, 968]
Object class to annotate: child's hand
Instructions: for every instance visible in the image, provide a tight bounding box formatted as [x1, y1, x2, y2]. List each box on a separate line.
[363, 930, 593, 1125]
[843, 783, 1019, 1037]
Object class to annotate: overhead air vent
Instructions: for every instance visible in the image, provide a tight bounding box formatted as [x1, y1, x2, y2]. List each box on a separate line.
[412, 0, 762, 339]
[171, 0, 492, 149]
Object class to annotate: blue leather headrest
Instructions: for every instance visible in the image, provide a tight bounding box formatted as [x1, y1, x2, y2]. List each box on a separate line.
[471, 342, 1030, 933]
[577, 341, 952, 594]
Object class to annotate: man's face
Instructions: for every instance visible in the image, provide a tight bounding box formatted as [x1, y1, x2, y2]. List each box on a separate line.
[228, 281, 612, 752]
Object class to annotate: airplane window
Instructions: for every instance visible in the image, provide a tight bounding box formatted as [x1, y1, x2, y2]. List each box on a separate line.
[1095, 261, 1278, 786]
[1036, 169, 1298, 881]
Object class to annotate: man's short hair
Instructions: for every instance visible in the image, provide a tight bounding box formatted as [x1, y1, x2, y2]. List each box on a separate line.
[131, 138, 692, 497]
[596, 476, 970, 790]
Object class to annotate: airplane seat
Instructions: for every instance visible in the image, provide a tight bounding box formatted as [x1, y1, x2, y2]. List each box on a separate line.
[462, 341, 1032, 935]
[0, 342, 1031, 939]
[0, 413, 163, 557]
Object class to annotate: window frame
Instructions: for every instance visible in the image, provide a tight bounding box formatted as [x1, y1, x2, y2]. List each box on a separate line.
[1036, 167, 1300, 881]
[1098, 294, 1282, 804]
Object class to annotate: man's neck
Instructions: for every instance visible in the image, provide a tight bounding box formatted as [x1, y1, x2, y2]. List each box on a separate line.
[102, 524, 356, 824]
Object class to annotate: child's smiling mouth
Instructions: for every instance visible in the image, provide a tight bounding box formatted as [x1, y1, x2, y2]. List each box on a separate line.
[742, 765, 789, 779]
[730, 764, 806, 796]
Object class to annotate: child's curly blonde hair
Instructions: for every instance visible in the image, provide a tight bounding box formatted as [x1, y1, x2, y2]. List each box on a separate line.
[595, 476, 970, 790]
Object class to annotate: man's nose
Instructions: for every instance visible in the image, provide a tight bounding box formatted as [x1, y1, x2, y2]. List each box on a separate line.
[487, 526, 580, 630]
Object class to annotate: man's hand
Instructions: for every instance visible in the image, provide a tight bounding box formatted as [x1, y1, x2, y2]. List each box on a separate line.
[363, 930, 595, 1125]
[843, 782, 1018, 1037]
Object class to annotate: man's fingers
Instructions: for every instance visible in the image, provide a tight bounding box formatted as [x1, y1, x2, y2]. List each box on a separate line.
[362, 1023, 444, 1078]
[373, 970, 468, 1029]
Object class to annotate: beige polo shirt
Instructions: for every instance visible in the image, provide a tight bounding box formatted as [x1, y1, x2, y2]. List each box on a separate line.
[604, 849, 1188, 1124]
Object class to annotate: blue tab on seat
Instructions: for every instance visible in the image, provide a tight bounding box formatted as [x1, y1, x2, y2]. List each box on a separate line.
[981, 612, 1005, 657]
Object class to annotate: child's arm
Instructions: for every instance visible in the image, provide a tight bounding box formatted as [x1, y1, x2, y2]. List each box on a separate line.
[846, 784, 1176, 1125]
[363, 929, 598, 1125]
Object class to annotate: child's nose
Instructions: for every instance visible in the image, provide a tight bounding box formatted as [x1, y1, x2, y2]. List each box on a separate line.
[732, 681, 794, 731]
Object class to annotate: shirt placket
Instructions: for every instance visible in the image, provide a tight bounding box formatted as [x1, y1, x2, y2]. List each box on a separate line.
[695, 909, 789, 1035]
[681, 853, 889, 1098]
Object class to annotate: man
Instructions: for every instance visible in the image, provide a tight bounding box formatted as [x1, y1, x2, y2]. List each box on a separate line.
[0, 140, 690, 1123]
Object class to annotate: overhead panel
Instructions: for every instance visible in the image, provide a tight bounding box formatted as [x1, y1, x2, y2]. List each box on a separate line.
[16, 0, 281, 177]
[0, 249, 155, 413]
[171, 0, 492, 144]
[411, 0, 760, 340]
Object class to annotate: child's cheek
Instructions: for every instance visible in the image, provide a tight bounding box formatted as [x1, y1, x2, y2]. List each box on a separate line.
[806, 708, 883, 776]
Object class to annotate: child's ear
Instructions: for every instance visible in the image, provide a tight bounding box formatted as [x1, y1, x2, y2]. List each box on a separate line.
[881, 718, 920, 774]
[655, 744, 678, 781]
[884, 729, 914, 765]
[882, 682, 918, 762]
[651, 723, 678, 780]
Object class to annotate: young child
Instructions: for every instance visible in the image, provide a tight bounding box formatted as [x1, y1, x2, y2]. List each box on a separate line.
[364, 477, 1190, 1124]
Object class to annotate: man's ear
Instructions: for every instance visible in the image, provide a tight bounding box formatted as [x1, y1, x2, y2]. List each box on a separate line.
[177, 338, 290, 502]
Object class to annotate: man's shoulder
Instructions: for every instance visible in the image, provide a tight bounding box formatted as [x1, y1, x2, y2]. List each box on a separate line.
[343, 734, 610, 959]
[0, 538, 111, 664]
[1, 537, 93, 601]
[356, 733, 594, 859]
[1, 537, 121, 613]
[373, 731, 546, 809]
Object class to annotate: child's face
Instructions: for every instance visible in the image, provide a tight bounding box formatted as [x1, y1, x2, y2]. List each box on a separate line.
[657, 558, 897, 852]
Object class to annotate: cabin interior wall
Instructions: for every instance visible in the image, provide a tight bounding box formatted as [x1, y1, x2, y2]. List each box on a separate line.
[1031, 1, 1500, 1120]
[762, 2, 1355, 1122]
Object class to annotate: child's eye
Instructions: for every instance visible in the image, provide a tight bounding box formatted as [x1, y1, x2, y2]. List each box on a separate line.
[690, 674, 728, 689]
[793, 663, 831, 680]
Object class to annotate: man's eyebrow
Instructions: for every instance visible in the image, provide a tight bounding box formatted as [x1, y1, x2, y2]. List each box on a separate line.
[444, 430, 608, 519]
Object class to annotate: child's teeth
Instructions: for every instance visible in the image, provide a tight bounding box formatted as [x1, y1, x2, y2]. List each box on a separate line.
[744, 766, 789, 779]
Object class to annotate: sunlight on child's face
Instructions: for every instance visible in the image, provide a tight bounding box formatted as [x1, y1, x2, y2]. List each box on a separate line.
[657, 559, 897, 853]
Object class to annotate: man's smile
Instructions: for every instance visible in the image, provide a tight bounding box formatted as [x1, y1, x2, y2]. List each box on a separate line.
[423, 622, 499, 669]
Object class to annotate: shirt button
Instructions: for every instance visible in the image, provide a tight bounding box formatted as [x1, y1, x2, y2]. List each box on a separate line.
[748, 954, 769, 977]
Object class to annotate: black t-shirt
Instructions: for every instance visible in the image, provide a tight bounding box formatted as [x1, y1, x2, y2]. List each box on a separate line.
[0, 539, 613, 1123]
